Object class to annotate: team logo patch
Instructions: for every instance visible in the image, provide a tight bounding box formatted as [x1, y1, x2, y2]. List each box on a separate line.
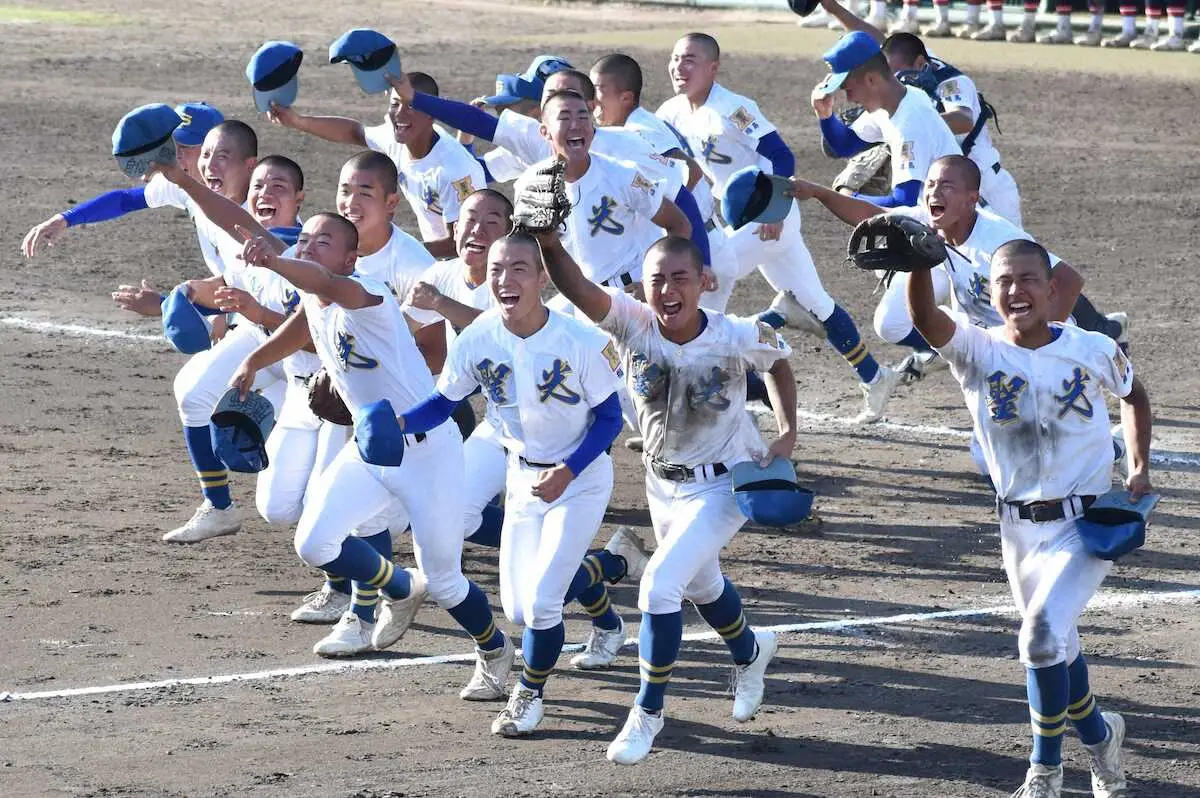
[420, 183, 443, 215]
[687, 366, 731, 411]
[1054, 367, 1094, 419]
[1113, 347, 1132, 383]
[178, 110, 193, 127]
[701, 136, 732, 166]
[939, 79, 961, 103]
[282, 288, 301, 315]
[729, 106, 757, 132]
[899, 141, 916, 172]
[537, 359, 582, 405]
[968, 272, 991, 305]
[631, 172, 656, 194]
[602, 341, 623, 374]
[335, 331, 379, 371]
[629, 352, 666, 401]
[452, 176, 474, 202]
[475, 358, 512, 404]
[588, 196, 625, 236]
[756, 321, 783, 349]
[985, 369, 1026, 425]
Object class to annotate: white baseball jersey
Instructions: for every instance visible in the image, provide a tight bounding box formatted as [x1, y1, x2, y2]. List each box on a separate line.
[355, 223, 437, 308]
[851, 86, 961, 188]
[936, 321, 1133, 503]
[401, 257, 494, 345]
[893, 206, 1060, 327]
[437, 308, 624, 464]
[656, 82, 776, 202]
[262, 264, 321, 379]
[143, 174, 227, 278]
[931, 63, 1002, 173]
[302, 274, 436, 415]
[514, 154, 666, 286]
[599, 290, 791, 466]
[482, 146, 527, 183]
[625, 106, 685, 156]
[493, 111, 652, 172]
[364, 126, 487, 242]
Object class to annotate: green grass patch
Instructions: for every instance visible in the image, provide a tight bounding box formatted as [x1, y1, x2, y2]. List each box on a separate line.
[0, 5, 125, 25]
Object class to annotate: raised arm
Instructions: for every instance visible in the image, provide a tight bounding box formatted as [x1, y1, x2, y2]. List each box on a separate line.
[229, 307, 313, 399]
[788, 179, 885, 226]
[267, 103, 368, 148]
[536, 233, 612, 324]
[386, 73, 501, 143]
[155, 163, 286, 255]
[240, 230, 382, 310]
[906, 266, 957, 348]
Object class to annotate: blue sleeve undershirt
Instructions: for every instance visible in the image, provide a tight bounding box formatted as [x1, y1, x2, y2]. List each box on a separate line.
[61, 186, 149, 226]
[854, 179, 922, 208]
[672, 186, 710, 266]
[754, 131, 795, 178]
[400, 391, 458, 434]
[563, 391, 623, 476]
[463, 143, 497, 183]
[410, 93, 498, 142]
[818, 115, 869, 159]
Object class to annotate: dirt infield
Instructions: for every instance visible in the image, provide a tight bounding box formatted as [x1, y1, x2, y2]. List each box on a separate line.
[2, 1, 1199, 796]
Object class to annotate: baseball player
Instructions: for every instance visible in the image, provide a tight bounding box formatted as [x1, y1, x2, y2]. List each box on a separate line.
[20, 102, 225, 264]
[1103, 0, 1189, 49]
[397, 230, 628, 736]
[906, 237, 1152, 798]
[230, 212, 515, 689]
[657, 32, 898, 423]
[538, 231, 793, 764]
[269, 72, 486, 258]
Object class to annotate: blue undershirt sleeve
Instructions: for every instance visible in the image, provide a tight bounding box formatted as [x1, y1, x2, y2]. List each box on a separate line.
[61, 186, 149, 226]
[410, 93, 499, 142]
[818, 115, 869, 158]
[563, 391, 623, 477]
[400, 391, 458, 434]
[672, 186, 711, 265]
[754, 131, 795, 178]
[855, 179, 922, 208]
[463, 143, 496, 183]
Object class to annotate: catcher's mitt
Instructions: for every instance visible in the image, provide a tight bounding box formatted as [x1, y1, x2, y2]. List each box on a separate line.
[832, 144, 892, 196]
[846, 215, 947, 287]
[512, 159, 571, 234]
[307, 368, 353, 426]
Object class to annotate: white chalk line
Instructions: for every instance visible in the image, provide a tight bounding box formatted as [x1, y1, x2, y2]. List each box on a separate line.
[0, 316, 164, 344]
[3, 588, 1197, 703]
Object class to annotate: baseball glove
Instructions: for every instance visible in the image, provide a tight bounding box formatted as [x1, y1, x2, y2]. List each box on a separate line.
[846, 215, 947, 286]
[512, 160, 571, 234]
[307, 368, 353, 426]
[832, 144, 892, 195]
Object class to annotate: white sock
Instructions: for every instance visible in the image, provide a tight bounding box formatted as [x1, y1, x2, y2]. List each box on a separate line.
[1089, 12, 1104, 32]
[1121, 14, 1136, 35]
[935, 3, 949, 23]
[1024, 8, 1038, 24]
[906, 3, 919, 21]
[871, 0, 887, 19]
[991, 6, 1005, 25]
[1169, 13, 1184, 37]
[1057, 12, 1071, 30]
[1146, 17, 1160, 35]
[966, 3, 981, 24]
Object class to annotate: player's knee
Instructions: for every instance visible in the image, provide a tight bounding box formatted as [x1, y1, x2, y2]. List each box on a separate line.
[637, 562, 684, 615]
[1019, 613, 1067, 668]
[424, 571, 470, 609]
[684, 573, 725, 607]
[528, 592, 565, 630]
[293, 525, 336, 568]
[873, 301, 912, 345]
[257, 492, 303, 526]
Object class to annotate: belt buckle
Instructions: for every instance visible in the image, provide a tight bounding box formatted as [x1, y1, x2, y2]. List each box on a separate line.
[1028, 500, 1059, 523]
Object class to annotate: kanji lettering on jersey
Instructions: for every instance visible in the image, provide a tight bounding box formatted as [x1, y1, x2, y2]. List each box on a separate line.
[700, 136, 733, 165]
[986, 370, 1026, 424]
[476, 358, 512, 404]
[537, 359, 582, 405]
[588, 196, 625, 236]
[420, 184, 443, 215]
[336, 331, 379, 370]
[688, 366, 731, 411]
[1054, 367, 1094, 419]
[630, 352, 667, 400]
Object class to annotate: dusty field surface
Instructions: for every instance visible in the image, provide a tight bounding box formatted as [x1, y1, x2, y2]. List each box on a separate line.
[1, 1, 1199, 796]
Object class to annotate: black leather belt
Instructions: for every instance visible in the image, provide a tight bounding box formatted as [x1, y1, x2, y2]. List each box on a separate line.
[998, 495, 1095, 523]
[407, 432, 427, 444]
[648, 458, 728, 483]
[991, 162, 1002, 174]
[704, 218, 717, 233]
[520, 455, 556, 469]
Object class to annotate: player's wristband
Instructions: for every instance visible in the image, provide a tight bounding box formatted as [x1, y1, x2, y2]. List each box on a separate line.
[563, 392, 623, 476]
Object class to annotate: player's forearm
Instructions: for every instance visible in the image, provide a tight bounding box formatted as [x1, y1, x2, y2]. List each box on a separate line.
[289, 114, 367, 147]
[410, 93, 499, 142]
[906, 267, 956, 348]
[247, 309, 309, 369]
[538, 237, 612, 323]
[563, 392, 623, 476]
[62, 187, 149, 226]
[755, 132, 795, 178]
[765, 358, 797, 439]
[819, 116, 869, 158]
[942, 110, 975, 136]
[806, 182, 883, 226]
[431, 294, 484, 331]
[265, 256, 370, 308]
[256, 307, 286, 332]
[1120, 378, 1152, 478]
[1049, 262, 1084, 323]
[855, 180, 921, 208]
[423, 236, 458, 259]
[399, 391, 458, 434]
[168, 171, 283, 253]
[672, 187, 710, 265]
[183, 276, 225, 309]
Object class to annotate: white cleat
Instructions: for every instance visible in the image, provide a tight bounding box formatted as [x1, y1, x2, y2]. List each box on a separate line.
[799, 7, 833, 27]
[605, 527, 652, 581]
[1151, 33, 1185, 51]
[1089, 712, 1128, 798]
[162, 500, 241, 543]
[291, 584, 352, 624]
[923, 20, 953, 37]
[570, 617, 627, 670]
[606, 705, 665, 765]
[1075, 28, 1103, 46]
[1189, 38, 1200, 53]
[313, 612, 375, 658]
[491, 685, 544, 737]
[731, 630, 778, 722]
[1102, 31, 1137, 48]
[1128, 30, 1159, 49]
[460, 632, 515, 701]
[1008, 20, 1036, 42]
[972, 23, 1008, 41]
[889, 16, 921, 34]
[854, 365, 901, 424]
[1011, 763, 1063, 797]
[1038, 27, 1074, 44]
[1105, 311, 1129, 352]
[766, 291, 826, 339]
[956, 22, 983, 39]
[371, 568, 426, 650]
[896, 350, 948, 385]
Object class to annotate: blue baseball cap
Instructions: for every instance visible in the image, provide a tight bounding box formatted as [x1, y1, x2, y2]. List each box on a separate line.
[211, 388, 276, 473]
[161, 283, 211, 354]
[815, 31, 881, 97]
[519, 54, 573, 83]
[173, 102, 224, 147]
[1075, 490, 1160, 561]
[112, 103, 181, 178]
[354, 399, 406, 467]
[482, 73, 541, 106]
[731, 458, 815, 527]
[329, 28, 401, 95]
[246, 41, 304, 113]
[721, 166, 794, 230]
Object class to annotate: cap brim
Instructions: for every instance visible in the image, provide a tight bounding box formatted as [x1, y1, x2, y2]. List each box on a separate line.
[350, 52, 401, 94]
[116, 140, 177, 178]
[253, 80, 298, 113]
[814, 71, 849, 97]
[754, 174, 796, 225]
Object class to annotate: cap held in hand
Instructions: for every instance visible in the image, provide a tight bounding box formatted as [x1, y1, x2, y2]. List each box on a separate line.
[210, 388, 276, 473]
[721, 166, 794, 230]
[112, 103, 182, 178]
[329, 28, 401, 95]
[246, 41, 303, 113]
[731, 458, 815, 527]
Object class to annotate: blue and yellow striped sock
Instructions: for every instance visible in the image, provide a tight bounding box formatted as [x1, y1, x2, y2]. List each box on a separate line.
[322, 538, 411, 598]
[695, 578, 756, 664]
[1067, 654, 1109, 745]
[635, 611, 683, 713]
[823, 305, 880, 384]
[447, 581, 504, 651]
[1027, 662, 1070, 766]
[351, 585, 379, 623]
[184, 425, 231, 509]
[519, 623, 565, 697]
[323, 572, 350, 596]
[465, 502, 504, 548]
[565, 552, 624, 630]
[897, 327, 933, 352]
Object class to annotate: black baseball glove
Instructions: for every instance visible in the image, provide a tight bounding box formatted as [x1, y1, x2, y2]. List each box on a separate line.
[846, 214, 947, 286]
[307, 368, 353, 426]
[512, 159, 572, 234]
